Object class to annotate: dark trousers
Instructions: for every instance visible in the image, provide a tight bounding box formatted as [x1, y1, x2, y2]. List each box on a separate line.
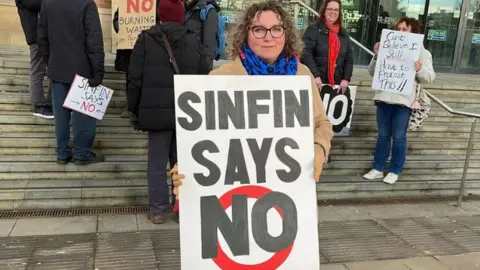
[147, 130, 177, 216]
[29, 43, 51, 107]
[51, 80, 97, 159]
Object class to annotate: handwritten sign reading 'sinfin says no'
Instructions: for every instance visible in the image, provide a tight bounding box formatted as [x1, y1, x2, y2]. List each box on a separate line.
[372, 29, 424, 96]
[63, 75, 114, 120]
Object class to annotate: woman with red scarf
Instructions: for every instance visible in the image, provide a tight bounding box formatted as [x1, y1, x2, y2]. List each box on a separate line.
[301, 0, 353, 94]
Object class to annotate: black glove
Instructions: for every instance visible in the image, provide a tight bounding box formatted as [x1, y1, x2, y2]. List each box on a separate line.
[88, 78, 101, 88]
[130, 114, 141, 131]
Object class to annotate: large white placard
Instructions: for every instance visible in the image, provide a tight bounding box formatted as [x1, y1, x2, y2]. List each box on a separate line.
[320, 85, 357, 136]
[63, 75, 114, 120]
[175, 75, 320, 270]
[372, 29, 424, 96]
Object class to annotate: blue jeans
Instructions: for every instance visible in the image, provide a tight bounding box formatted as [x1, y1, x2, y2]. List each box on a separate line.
[373, 102, 411, 174]
[51, 80, 97, 159]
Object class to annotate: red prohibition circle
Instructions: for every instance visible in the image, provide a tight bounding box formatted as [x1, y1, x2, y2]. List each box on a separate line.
[212, 185, 294, 270]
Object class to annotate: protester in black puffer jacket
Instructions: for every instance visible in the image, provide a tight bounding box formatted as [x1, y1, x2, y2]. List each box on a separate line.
[127, 0, 209, 224]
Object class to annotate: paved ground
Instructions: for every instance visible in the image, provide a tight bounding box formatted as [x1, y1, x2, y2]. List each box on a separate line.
[1, 201, 480, 269]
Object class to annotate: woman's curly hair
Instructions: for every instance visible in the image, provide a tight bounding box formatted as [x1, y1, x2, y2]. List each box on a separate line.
[227, 0, 303, 59]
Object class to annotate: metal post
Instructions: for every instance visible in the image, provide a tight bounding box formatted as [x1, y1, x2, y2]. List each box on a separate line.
[293, 3, 300, 28]
[458, 118, 477, 207]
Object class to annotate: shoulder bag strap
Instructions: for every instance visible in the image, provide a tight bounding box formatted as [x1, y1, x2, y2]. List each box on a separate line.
[160, 27, 181, 74]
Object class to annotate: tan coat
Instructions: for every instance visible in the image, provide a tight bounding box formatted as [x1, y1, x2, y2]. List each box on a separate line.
[210, 58, 333, 180]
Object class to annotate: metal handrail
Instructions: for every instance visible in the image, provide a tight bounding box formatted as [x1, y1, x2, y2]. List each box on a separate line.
[289, 0, 480, 207]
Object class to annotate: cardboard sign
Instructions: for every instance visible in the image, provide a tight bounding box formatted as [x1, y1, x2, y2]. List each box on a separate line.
[63, 75, 114, 120]
[175, 75, 320, 270]
[117, 0, 156, 49]
[372, 29, 424, 96]
[320, 85, 357, 136]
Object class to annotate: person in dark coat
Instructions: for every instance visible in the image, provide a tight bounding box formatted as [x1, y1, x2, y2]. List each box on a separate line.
[37, 0, 105, 165]
[302, 0, 353, 93]
[183, 0, 219, 71]
[112, 0, 160, 118]
[301, 0, 353, 164]
[15, 0, 53, 119]
[127, 0, 209, 224]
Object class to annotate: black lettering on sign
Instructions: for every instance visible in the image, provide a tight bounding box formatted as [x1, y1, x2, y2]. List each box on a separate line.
[276, 137, 301, 183]
[205, 91, 216, 130]
[177, 91, 202, 131]
[247, 91, 270, 129]
[246, 138, 273, 184]
[285, 90, 310, 128]
[191, 140, 221, 186]
[320, 85, 354, 133]
[225, 139, 250, 185]
[199, 190, 298, 259]
[218, 91, 245, 129]
[251, 191, 298, 252]
[201, 195, 249, 259]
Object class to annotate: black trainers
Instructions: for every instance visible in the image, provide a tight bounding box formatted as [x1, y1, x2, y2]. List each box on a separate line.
[57, 156, 73, 165]
[120, 110, 131, 118]
[33, 105, 54, 119]
[74, 152, 105, 165]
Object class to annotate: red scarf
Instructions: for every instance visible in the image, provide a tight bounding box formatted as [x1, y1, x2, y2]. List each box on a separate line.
[325, 20, 340, 86]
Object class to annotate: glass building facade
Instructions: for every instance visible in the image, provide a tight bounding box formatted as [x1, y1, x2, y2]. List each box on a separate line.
[216, 0, 480, 74]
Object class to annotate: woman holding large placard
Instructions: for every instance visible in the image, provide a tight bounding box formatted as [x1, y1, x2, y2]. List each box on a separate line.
[170, 0, 334, 214]
[363, 17, 436, 184]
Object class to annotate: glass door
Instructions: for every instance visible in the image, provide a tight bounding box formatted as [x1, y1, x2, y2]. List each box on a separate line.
[456, 0, 480, 73]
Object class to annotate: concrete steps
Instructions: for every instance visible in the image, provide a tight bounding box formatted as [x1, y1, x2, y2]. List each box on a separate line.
[0, 45, 480, 209]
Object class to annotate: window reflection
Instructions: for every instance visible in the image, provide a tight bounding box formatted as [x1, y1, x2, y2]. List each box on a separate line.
[460, 0, 480, 69]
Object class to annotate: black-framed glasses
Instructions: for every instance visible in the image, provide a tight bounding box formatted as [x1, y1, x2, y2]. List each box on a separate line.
[250, 25, 286, 39]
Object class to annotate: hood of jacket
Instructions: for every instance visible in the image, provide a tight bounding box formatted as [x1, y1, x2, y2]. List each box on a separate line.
[144, 22, 188, 47]
[186, 0, 220, 12]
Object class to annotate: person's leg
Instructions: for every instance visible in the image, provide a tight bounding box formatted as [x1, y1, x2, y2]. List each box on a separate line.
[71, 97, 103, 165]
[389, 105, 411, 175]
[373, 102, 393, 172]
[148, 131, 173, 224]
[120, 71, 131, 118]
[29, 43, 52, 119]
[51, 81, 72, 163]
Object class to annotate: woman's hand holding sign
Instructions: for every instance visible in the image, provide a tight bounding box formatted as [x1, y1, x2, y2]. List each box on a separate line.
[414, 60, 422, 72]
[373, 42, 380, 56]
[170, 164, 184, 199]
[338, 79, 349, 94]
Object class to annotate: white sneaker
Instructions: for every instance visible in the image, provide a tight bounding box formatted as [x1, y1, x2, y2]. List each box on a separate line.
[383, 173, 399, 184]
[363, 169, 384, 180]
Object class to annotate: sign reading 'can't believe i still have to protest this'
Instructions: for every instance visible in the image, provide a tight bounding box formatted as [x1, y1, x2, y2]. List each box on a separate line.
[174, 75, 320, 270]
[117, 0, 156, 49]
[372, 29, 424, 96]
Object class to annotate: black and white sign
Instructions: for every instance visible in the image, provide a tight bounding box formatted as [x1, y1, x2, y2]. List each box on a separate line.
[320, 85, 357, 136]
[174, 75, 320, 270]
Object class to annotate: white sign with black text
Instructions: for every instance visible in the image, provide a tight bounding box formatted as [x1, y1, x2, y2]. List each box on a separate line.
[372, 29, 424, 96]
[320, 85, 357, 136]
[63, 75, 114, 120]
[174, 75, 320, 270]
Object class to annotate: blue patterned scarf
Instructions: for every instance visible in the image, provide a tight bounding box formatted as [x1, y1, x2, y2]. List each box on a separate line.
[239, 44, 298, 75]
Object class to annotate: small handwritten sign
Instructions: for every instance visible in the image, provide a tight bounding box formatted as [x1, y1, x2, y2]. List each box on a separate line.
[372, 29, 424, 96]
[117, 0, 156, 49]
[63, 75, 114, 120]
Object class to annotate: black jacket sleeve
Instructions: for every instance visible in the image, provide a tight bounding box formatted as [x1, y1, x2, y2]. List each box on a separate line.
[84, 0, 105, 83]
[113, 8, 119, 34]
[202, 8, 218, 71]
[37, 0, 49, 60]
[127, 33, 146, 115]
[343, 38, 354, 81]
[302, 25, 321, 78]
